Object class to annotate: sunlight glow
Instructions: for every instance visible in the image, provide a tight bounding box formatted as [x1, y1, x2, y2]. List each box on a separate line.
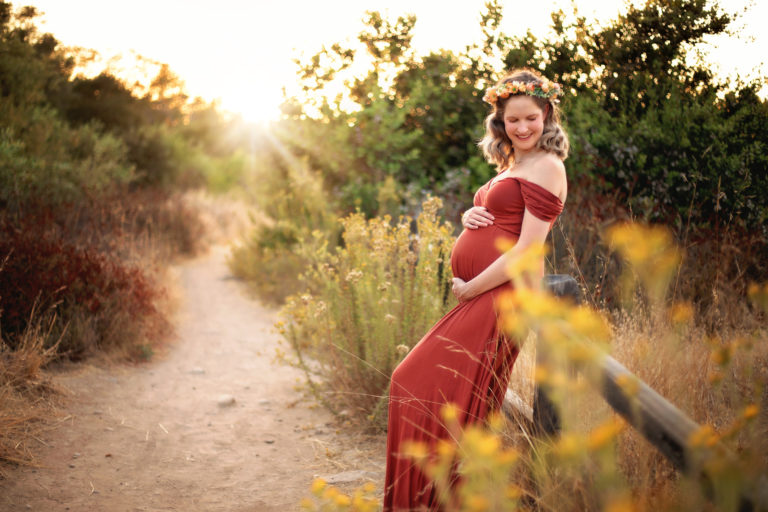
[24, 0, 768, 120]
[221, 85, 283, 125]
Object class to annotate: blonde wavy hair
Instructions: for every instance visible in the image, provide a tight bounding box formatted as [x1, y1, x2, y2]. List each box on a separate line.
[479, 69, 569, 170]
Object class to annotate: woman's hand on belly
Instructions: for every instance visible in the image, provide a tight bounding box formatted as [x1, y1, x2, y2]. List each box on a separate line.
[461, 206, 495, 230]
[451, 277, 474, 302]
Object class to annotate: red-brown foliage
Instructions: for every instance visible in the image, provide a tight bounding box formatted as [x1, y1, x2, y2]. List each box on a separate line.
[0, 215, 162, 358]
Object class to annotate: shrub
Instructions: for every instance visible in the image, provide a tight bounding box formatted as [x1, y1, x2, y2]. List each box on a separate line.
[0, 110, 134, 213]
[279, 196, 456, 426]
[229, 151, 337, 305]
[0, 215, 165, 359]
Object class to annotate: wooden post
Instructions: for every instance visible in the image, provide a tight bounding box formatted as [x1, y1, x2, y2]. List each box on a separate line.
[532, 274, 580, 436]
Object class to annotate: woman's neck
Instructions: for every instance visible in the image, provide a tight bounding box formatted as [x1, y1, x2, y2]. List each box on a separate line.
[509, 149, 543, 170]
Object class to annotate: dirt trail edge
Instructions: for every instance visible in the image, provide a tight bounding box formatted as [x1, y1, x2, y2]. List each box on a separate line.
[0, 246, 385, 512]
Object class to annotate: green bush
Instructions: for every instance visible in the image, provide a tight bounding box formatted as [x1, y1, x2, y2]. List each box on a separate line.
[0, 110, 133, 212]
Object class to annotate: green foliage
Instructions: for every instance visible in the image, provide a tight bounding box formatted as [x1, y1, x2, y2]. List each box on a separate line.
[229, 149, 337, 305]
[0, 109, 134, 211]
[283, 9, 497, 218]
[0, 1, 243, 206]
[503, 1, 766, 229]
[278, 197, 455, 426]
[280, 0, 767, 233]
[254, 0, 768, 322]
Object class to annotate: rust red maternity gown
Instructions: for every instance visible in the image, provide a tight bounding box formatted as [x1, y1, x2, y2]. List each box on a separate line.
[383, 176, 564, 511]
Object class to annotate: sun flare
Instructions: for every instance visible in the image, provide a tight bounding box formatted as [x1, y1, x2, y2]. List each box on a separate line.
[220, 82, 284, 124]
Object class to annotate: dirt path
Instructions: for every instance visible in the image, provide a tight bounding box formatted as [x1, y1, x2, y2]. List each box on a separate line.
[0, 246, 385, 512]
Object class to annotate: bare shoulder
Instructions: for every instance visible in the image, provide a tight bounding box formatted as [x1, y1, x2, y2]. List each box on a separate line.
[528, 153, 567, 201]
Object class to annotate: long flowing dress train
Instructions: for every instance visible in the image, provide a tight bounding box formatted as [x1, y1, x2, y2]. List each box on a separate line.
[383, 176, 564, 511]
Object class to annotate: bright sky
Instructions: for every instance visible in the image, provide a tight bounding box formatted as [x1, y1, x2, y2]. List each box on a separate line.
[23, 0, 768, 122]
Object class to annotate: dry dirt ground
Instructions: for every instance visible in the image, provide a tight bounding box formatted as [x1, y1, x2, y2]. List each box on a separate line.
[0, 246, 385, 512]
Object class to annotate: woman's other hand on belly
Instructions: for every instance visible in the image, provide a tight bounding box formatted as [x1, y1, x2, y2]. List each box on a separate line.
[452, 277, 475, 302]
[461, 207, 494, 230]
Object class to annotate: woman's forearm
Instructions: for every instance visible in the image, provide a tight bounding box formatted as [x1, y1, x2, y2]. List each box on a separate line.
[464, 242, 543, 298]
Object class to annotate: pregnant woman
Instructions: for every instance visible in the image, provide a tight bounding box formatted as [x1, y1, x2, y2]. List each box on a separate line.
[384, 68, 570, 510]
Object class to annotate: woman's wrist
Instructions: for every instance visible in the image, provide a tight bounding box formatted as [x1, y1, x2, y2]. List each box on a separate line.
[464, 278, 477, 300]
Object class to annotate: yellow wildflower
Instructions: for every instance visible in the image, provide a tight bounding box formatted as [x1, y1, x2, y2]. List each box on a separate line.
[334, 494, 352, 506]
[310, 478, 327, 495]
[587, 417, 625, 450]
[743, 404, 759, 420]
[669, 301, 693, 324]
[465, 494, 490, 512]
[441, 403, 460, 423]
[615, 374, 640, 398]
[402, 441, 429, 462]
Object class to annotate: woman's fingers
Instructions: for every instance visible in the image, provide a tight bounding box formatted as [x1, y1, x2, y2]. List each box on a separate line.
[465, 207, 494, 229]
[474, 207, 495, 222]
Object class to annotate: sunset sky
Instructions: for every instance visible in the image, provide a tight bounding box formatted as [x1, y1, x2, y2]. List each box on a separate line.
[23, 0, 768, 122]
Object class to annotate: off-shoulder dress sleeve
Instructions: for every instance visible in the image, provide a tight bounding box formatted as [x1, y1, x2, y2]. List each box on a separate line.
[519, 179, 564, 222]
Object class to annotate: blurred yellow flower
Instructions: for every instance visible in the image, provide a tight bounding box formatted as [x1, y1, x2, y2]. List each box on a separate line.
[465, 494, 490, 511]
[322, 485, 340, 500]
[568, 306, 610, 341]
[606, 223, 680, 302]
[441, 403, 460, 423]
[334, 494, 352, 506]
[505, 484, 523, 499]
[689, 424, 719, 447]
[402, 440, 429, 462]
[436, 439, 456, 458]
[554, 432, 584, 458]
[463, 428, 500, 457]
[615, 374, 640, 398]
[587, 417, 626, 450]
[310, 478, 327, 495]
[743, 404, 759, 420]
[669, 301, 693, 324]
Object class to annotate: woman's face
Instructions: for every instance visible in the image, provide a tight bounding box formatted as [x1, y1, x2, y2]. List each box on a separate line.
[503, 95, 546, 155]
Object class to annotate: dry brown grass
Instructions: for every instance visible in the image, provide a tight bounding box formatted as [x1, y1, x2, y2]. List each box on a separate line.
[611, 307, 768, 501]
[0, 311, 61, 473]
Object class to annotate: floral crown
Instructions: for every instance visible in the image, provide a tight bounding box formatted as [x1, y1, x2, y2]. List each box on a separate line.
[482, 79, 563, 105]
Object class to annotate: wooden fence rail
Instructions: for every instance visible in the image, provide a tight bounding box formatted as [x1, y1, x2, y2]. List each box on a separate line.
[502, 274, 767, 511]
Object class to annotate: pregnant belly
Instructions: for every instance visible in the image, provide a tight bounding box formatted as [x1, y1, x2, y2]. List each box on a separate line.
[450, 226, 517, 281]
